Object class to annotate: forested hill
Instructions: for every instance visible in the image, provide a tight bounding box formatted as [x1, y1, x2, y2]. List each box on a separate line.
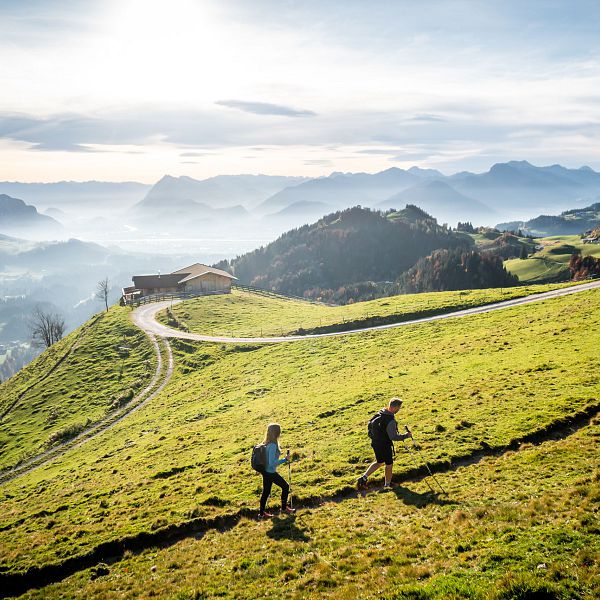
[220, 206, 467, 296]
[497, 201, 600, 236]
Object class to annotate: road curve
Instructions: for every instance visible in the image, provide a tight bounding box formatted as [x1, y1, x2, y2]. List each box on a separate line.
[132, 280, 600, 344]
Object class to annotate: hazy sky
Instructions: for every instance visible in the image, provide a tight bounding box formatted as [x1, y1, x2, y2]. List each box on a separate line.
[1, 0, 599, 182]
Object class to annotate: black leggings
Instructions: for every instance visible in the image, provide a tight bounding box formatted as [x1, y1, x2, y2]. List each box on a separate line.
[260, 471, 289, 513]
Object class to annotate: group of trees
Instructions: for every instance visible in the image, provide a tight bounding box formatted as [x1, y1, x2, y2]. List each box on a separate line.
[224, 206, 467, 297]
[400, 247, 519, 293]
[569, 253, 600, 280]
[27, 277, 111, 350]
[456, 221, 476, 233]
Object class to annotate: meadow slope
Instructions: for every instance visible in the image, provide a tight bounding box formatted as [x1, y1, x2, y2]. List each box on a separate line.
[159, 283, 576, 338]
[0, 309, 156, 472]
[505, 235, 600, 283]
[0, 287, 599, 598]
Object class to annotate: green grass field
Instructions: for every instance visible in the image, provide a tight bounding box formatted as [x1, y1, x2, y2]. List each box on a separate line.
[0, 286, 599, 598]
[22, 418, 600, 599]
[0, 308, 156, 471]
[159, 283, 575, 338]
[505, 235, 600, 283]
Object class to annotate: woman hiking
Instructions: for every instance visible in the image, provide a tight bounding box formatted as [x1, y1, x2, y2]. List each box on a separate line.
[258, 423, 295, 518]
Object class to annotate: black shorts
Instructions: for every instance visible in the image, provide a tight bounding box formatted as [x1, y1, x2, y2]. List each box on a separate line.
[372, 442, 393, 465]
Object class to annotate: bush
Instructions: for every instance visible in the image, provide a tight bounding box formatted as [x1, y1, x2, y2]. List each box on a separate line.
[47, 419, 90, 445]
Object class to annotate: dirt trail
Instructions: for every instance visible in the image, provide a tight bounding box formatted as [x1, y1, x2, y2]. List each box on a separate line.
[0, 315, 103, 423]
[0, 334, 173, 485]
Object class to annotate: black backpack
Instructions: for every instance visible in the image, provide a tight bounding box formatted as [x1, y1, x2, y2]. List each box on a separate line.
[251, 444, 267, 472]
[368, 409, 394, 444]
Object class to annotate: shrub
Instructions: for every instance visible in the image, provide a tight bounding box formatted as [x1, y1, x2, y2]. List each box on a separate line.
[47, 419, 90, 445]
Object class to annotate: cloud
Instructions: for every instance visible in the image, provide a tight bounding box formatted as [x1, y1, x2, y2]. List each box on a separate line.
[1, 106, 599, 177]
[179, 151, 209, 157]
[215, 99, 316, 117]
[357, 148, 399, 155]
[407, 113, 447, 122]
[304, 159, 333, 166]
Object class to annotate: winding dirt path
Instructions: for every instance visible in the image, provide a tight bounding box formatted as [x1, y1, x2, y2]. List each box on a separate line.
[0, 334, 173, 485]
[132, 280, 600, 343]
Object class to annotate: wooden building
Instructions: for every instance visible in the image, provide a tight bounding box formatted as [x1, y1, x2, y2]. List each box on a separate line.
[123, 263, 236, 301]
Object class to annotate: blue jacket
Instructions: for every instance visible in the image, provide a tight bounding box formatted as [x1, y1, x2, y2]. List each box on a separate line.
[265, 442, 287, 473]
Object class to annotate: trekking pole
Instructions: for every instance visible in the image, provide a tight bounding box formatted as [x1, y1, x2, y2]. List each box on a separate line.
[401, 439, 436, 494]
[288, 451, 293, 509]
[404, 426, 447, 495]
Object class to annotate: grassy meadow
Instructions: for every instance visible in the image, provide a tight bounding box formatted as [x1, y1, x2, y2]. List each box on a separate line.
[158, 283, 575, 338]
[505, 235, 600, 283]
[21, 418, 600, 599]
[0, 286, 598, 598]
[0, 308, 156, 472]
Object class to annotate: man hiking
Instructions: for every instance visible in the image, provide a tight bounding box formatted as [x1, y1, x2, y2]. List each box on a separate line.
[357, 397, 412, 489]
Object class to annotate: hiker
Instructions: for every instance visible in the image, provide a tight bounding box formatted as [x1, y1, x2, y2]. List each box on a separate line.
[357, 397, 412, 489]
[258, 423, 295, 518]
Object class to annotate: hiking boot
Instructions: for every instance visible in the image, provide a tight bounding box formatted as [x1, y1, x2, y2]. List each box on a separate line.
[258, 511, 275, 519]
[282, 506, 296, 514]
[357, 475, 368, 489]
[381, 483, 393, 491]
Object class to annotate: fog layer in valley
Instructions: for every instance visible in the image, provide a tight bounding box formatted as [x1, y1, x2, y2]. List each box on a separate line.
[2, 160, 600, 378]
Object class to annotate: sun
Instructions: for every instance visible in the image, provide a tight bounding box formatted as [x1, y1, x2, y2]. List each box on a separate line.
[96, 0, 236, 105]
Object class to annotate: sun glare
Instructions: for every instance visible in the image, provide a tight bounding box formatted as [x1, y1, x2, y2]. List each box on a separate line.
[97, 0, 236, 104]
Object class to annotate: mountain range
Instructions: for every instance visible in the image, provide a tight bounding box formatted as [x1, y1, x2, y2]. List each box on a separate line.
[2, 161, 600, 242]
[497, 201, 600, 236]
[254, 161, 600, 225]
[0, 194, 63, 239]
[0, 181, 149, 212]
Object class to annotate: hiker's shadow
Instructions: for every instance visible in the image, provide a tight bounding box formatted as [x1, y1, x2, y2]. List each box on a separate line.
[266, 514, 310, 542]
[392, 485, 455, 508]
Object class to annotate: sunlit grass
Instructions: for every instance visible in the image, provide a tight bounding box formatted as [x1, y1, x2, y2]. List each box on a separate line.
[505, 234, 600, 283]
[21, 418, 600, 599]
[0, 307, 156, 470]
[1, 288, 598, 580]
[160, 283, 576, 338]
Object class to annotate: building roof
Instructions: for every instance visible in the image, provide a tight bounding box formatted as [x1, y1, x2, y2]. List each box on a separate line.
[131, 263, 236, 290]
[172, 263, 237, 281]
[132, 274, 184, 289]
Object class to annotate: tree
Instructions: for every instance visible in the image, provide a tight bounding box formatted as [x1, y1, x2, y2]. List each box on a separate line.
[29, 307, 66, 348]
[96, 277, 110, 312]
[519, 244, 528, 259]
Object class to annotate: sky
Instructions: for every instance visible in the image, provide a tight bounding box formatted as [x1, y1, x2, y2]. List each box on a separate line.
[1, 0, 600, 183]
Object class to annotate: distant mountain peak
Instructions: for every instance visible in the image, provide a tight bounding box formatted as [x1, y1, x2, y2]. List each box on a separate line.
[378, 166, 405, 174]
[407, 166, 444, 177]
[505, 160, 534, 168]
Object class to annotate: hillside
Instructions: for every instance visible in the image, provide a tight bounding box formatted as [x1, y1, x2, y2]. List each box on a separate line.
[160, 283, 574, 338]
[505, 234, 600, 283]
[0, 308, 156, 471]
[224, 206, 467, 298]
[0, 286, 598, 598]
[0, 194, 63, 239]
[497, 201, 600, 236]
